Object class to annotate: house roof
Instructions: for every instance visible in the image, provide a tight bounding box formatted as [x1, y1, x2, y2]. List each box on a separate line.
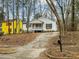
[30, 17, 55, 24]
[38, 17, 54, 23]
[30, 19, 43, 24]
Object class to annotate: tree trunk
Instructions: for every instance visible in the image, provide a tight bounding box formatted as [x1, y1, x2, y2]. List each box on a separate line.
[71, 0, 75, 31]
[16, 0, 19, 33]
[7, 1, 10, 34]
[39, 0, 42, 14]
[46, 0, 63, 36]
[46, 0, 63, 52]
[13, 0, 14, 34]
[27, 1, 32, 33]
[33, 0, 36, 16]
[2, 0, 4, 21]
[22, 0, 25, 29]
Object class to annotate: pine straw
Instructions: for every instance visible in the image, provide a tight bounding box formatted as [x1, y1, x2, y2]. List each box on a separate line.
[0, 33, 39, 46]
[38, 31, 79, 59]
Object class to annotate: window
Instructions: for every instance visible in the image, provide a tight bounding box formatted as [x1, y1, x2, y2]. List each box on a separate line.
[46, 24, 52, 29]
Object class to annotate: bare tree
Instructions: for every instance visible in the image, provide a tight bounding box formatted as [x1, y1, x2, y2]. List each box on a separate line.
[6, 0, 10, 34]
[46, 0, 73, 52]
[22, 0, 25, 28]
[26, 0, 32, 33]
[2, 0, 4, 20]
[16, 0, 19, 33]
[46, 0, 63, 36]
[12, 0, 15, 33]
[56, 0, 71, 31]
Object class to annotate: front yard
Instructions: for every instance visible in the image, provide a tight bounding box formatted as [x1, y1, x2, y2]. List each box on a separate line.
[0, 33, 39, 46]
[0, 32, 79, 59]
[38, 31, 79, 59]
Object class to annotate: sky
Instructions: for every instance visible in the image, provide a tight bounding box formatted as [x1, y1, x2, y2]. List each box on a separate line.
[0, 0, 57, 21]
[0, 0, 47, 18]
[41, 0, 46, 4]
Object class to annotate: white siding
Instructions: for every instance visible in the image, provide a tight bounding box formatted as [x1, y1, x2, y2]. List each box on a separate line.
[52, 22, 57, 31]
[29, 17, 57, 32]
[23, 24, 27, 31]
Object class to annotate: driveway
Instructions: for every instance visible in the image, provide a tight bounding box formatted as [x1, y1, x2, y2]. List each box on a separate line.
[0, 32, 58, 59]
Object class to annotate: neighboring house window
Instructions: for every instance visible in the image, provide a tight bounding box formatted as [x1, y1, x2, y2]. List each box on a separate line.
[46, 24, 52, 29]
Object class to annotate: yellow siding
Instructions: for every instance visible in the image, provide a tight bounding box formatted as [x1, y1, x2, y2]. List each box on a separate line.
[14, 20, 16, 29]
[2, 20, 23, 34]
[2, 22, 8, 34]
[20, 20, 22, 29]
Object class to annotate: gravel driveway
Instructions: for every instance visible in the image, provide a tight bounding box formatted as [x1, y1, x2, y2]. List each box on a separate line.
[0, 32, 58, 59]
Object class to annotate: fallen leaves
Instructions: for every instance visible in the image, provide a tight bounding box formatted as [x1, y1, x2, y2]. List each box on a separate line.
[0, 33, 39, 46]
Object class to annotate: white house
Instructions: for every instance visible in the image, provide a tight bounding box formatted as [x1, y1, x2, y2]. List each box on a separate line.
[30, 17, 57, 32]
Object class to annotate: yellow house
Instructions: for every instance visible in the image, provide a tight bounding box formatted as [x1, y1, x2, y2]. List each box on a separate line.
[1, 19, 23, 34]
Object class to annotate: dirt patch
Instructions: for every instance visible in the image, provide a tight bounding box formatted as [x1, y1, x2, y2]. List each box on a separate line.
[48, 49, 71, 57]
[0, 33, 39, 46]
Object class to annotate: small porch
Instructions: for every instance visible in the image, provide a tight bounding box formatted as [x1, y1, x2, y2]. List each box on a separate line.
[31, 23, 43, 32]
